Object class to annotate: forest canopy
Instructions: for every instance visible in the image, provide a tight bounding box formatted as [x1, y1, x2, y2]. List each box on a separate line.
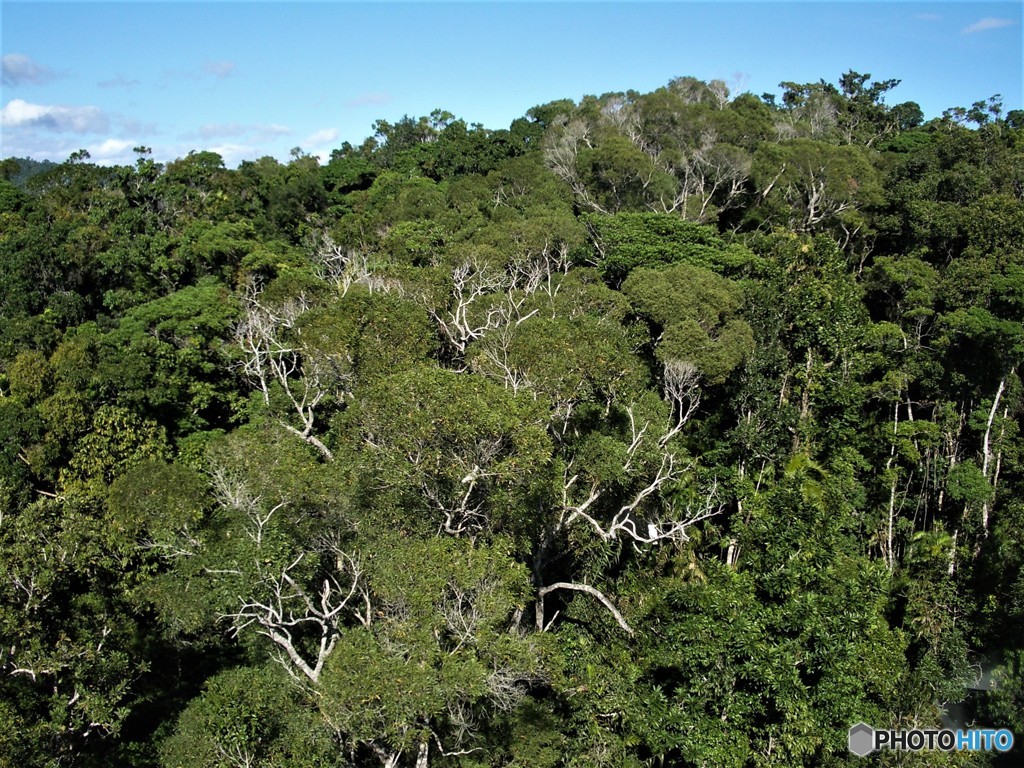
[1, 72, 1023, 767]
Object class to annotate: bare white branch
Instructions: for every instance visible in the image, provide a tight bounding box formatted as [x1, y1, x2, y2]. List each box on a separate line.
[536, 581, 634, 635]
[660, 359, 702, 446]
[234, 279, 338, 460]
[222, 549, 367, 683]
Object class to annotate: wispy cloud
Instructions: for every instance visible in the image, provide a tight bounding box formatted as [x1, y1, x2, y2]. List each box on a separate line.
[304, 128, 339, 146]
[302, 129, 341, 164]
[962, 17, 1016, 34]
[0, 133, 142, 166]
[98, 73, 141, 89]
[203, 60, 236, 78]
[253, 124, 292, 141]
[196, 122, 246, 139]
[161, 60, 237, 84]
[346, 92, 392, 108]
[182, 122, 291, 143]
[1, 99, 108, 133]
[914, 13, 941, 22]
[161, 68, 198, 84]
[2, 54, 58, 86]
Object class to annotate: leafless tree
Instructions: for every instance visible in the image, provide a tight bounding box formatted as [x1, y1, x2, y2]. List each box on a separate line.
[649, 131, 750, 222]
[543, 118, 611, 214]
[224, 548, 368, 684]
[424, 255, 549, 366]
[805, 95, 839, 137]
[208, 460, 370, 683]
[660, 359, 702, 446]
[791, 163, 855, 231]
[426, 257, 510, 358]
[309, 228, 403, 297]
[235, 279, 344, 459]
[533, 406, 725, 634]
[469, 324, 534, 397]
[707, 79, 731, 110]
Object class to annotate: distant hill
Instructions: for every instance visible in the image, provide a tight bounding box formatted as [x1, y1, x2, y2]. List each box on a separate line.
[1, 156, 59, 188]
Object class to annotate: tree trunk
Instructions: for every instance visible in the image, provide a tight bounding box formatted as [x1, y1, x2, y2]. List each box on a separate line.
[725, 539, 739, 568]
[948, 529, 958, 577]
[980, 377, 1007, 534]
[885, 400, 899, 571]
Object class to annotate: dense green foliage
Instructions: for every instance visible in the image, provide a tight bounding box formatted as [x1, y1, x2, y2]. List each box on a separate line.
[1, 73, 1022, 766]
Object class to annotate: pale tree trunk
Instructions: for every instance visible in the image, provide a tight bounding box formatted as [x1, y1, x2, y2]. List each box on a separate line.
[370, 745, 401, 768]
[980, 374, 1009, 534]
[416, 741, 429, 768]
[992, 405, 1009, 493]
[725, 539, 740, 569]
[732, 456, 744, 567]
[938, 404, 966, 515]
[885, 399, 899, 571]
[948, 529, 958, 577]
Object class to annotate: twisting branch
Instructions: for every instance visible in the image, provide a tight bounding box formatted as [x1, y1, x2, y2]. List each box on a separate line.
[555, 412, 725, 548]
[564, 453, 698, 544]
[426, 258, 510, 358]
[425, 255, 550, 366]
[423, 478, 489, 538]
[369, 743, 402, 768]
[622, 406, 649, 471]
[469, 323, 534, 395]
[536, 400, 726, 634]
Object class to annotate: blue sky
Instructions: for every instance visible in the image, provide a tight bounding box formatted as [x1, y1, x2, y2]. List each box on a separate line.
[2, 1, 1021, 166]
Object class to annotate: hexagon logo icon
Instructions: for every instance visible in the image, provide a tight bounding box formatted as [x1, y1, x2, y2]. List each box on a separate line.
[848, 722, 875, 756]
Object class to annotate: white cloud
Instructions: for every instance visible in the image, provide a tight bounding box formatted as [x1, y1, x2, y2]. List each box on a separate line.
[302, 129, 341, 163]
[87, 138, 135, 162]
[181, 122, 292, 146]
[1, 99, 108, 133]
[161, 61, 236, 84]
[0, 134, 137, 165]
[304, 128, 340, 146]
[203, 60, 236, 78]
[206, 142, 261, 167]
[2, 54, 56, 86]
[252, 123, 292, 142]
[962, 17, 1016, 34]
[914, 13, 941, 21]
[299, 128, 342, 164]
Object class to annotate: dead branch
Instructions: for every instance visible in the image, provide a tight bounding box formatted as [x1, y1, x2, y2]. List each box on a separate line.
[536, 581, 634, 635]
